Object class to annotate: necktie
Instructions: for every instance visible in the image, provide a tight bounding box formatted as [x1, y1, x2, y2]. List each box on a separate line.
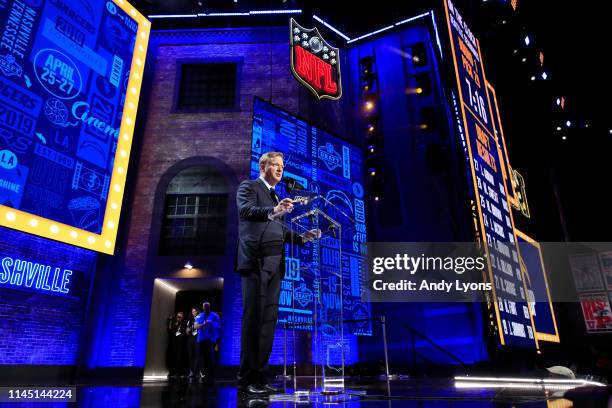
[269, 188, 279, 204]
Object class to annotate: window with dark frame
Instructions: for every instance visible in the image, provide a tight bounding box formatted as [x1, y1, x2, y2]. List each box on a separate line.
[160, 194, 228, 256]
[176, 62, 238, 111]
[159, 165, 229, 256]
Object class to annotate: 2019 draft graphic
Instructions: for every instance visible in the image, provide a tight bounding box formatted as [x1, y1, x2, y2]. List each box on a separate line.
[0, 0, 149, 254]
[250, 98, 372, 337]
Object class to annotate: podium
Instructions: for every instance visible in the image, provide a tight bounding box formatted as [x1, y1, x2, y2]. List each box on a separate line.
[269, 192, 356, 396]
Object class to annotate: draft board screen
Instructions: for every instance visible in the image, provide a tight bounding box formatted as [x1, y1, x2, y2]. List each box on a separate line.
[444, 0, 538, 347]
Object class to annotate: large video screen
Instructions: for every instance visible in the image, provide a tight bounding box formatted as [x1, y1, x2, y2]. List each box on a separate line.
[0, 0, 150, 254]
[444, 0, 537, 347]
[516, 230, 559, 342]
[251, 97, 372, 336]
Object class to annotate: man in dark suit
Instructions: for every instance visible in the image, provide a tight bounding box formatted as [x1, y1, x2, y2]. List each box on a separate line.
[235, 151, 318, 395]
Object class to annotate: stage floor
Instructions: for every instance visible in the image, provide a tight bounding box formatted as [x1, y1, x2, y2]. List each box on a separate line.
[3, 377, 606, 407]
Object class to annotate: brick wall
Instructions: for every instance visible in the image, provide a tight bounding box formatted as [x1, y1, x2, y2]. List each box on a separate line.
[0, 226, 97, 365]
[88, 27, 301, 368]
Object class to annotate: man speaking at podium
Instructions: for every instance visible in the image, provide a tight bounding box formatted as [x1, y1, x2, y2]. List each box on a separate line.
[235, 151, 318, 395]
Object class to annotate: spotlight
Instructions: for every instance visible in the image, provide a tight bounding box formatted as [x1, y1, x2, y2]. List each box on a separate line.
[541, 71, 548, 80]
[367, 145, 375, 154]
[184, 261, 193, 269]
[524, 35, 530, 46]
[360, 56, 374, 77]
[414, 73, 432, 96]
[513, 49, 518, 54]
[561, 136, 567, 140]
[566, 120, 571, 127]
[409, 42, 428, 67]
[556, 98, 561, 106]
[521, 57, 527, 62]
[530, 76, 536, 81]
[369, 168, 376, 176]
[367, 124, 375, 132]
[419, 107, 437, 131]
[556, 126, 562, 131]
[374, 196, 380, 202]
[364, 100, 375, 112]
[608, 129, 612, 134]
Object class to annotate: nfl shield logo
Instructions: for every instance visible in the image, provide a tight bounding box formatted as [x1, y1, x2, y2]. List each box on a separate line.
[290, 18, 342, 100]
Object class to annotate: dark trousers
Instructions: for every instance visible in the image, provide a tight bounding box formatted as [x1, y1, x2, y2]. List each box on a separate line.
[187, 336, 197, 374]
[197, 340, 215, 377]
[169, 336, 187, 375]
[238, 255, 282, 385]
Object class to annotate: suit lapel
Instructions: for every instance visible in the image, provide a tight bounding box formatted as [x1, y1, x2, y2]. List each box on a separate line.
[255, 178, 276, 205]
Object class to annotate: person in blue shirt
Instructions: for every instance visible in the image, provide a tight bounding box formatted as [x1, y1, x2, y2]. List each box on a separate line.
[194, 301, 221, 383]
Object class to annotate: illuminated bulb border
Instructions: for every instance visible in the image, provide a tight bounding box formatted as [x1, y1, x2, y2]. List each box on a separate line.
[0, 0, 150, 255]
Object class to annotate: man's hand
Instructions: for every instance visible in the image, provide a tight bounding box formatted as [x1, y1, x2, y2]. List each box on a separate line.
[302, 228, 322, 242]
[274, 198, 294, 214]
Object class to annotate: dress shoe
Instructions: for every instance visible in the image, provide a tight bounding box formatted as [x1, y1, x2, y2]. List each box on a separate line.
[260, 384, 283, 393]
[241, 384, 269, 395]
[246, 398, 269, 408]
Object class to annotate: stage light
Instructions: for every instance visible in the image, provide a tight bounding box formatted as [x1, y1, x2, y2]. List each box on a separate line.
[521, 57, 527, 62]
[566, 120, 571, 127]
[364, 100, 375, 112]
[513, 49, 518, 54]
[414, 72, 432, 96]
[374, 196, 380, 202]
[419, 107, 437, 131]
[561, 136, 567, 140]
[609, 129, 612, 134]
[369, 168, 376, 176]
[454, 376, 605, 389]
[185, 261, 193, 270]
[367, 124, 375, 132]
[556, 98, 561, 106]
[541, 71, 548, 80]
[368, 146, 375, 153]
[410, 43, 428, 67]
[313, 15, 351, 41]
[347, 25, 394, 44]
[556, 126, 562, 131]
[530, 76, 536, 81]
[360, 56, 374, 76]
[524, 35, 530, 46]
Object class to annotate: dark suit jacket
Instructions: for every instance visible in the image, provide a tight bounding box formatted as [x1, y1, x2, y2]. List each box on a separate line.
[235, 178, 301, 278]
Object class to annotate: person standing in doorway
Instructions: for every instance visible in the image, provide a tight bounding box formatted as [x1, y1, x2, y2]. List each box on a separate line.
[194, 301, 221, 384]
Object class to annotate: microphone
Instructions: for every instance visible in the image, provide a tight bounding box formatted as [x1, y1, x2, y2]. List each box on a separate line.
[283, 177, 306, 193]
